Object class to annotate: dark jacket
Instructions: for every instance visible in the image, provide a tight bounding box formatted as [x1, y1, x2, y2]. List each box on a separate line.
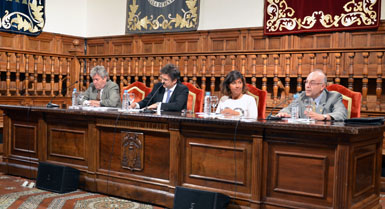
[138, 82, 188, 111]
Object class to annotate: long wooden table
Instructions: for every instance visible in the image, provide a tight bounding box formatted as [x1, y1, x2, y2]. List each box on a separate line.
[0, 105, 383, 209]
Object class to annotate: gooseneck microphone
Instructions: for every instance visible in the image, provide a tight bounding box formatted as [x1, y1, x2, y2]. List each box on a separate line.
[142, 82, 165, 113]
[47, 80, 79, 108]
[266, 95, 293, 120]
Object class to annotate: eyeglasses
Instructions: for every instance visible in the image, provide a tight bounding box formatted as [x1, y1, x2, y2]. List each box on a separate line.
[303, 80, 323, 86]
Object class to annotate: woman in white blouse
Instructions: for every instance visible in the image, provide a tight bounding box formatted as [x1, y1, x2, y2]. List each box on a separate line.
[216, 70, 258, 119]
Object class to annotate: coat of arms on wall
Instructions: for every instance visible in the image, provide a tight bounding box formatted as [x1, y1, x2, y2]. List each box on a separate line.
[126, 0, 200, 34]
[0, 0, 45, 36]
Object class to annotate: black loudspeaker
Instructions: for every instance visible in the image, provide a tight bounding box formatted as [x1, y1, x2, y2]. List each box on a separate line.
[36, 162, 80, 193]
[173, 186, 230, 209]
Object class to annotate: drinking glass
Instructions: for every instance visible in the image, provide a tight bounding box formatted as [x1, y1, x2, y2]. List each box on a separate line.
[127, 93, 135, 109]
[210, 96, 219, 115]
[77, 91, 85, 106]
[303, 98, 313, 120]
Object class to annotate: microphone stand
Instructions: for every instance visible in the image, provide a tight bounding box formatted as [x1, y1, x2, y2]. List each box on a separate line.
[47, 80, 79, 108]
[142, 82, 164, 113]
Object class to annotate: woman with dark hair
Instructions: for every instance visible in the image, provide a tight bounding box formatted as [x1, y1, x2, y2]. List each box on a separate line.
[216, 70, 258, 118]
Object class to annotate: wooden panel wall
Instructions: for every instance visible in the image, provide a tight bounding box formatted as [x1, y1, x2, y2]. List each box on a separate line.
[0, 22, 384, 114]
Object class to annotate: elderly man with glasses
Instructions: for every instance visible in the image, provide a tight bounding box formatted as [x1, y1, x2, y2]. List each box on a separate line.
[276, 70, 347, 121]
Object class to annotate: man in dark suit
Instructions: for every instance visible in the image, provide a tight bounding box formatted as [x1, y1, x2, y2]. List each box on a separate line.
[130, 64, 188, 112]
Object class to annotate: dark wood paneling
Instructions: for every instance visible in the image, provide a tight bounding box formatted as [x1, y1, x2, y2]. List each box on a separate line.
[265, 142, 334, 207]
[49, 128, 86, 160]
[98, 127, 170, 180]
[13, 123, 37, 155]
[0, 105, 383, 209]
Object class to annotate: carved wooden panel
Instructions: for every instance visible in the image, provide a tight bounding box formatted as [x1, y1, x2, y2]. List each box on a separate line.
[273, 151, 327, 198]
[184, 136, 252, 195]
[268, 36, 284, 50]
[351, 34, 369, 48]
[121, 131, 144, 171]
[48, 128, 86, 161]
[87, 39, 106, 55]
[139, 36, 166, 54]
[265, 142, 334, 207]
[99, 128, 170, 180]
[0, 32, 16, 48]
[173, 38, 200, 52]
[352, 144, 377, 200]
[208, 32, 241, 51]
[26, 33, 54, 52]
[112, 40, 133, 54]
[13, 123, 37, 156]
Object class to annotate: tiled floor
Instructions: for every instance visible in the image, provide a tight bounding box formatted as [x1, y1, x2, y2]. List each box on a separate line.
[0, 172, 165, 209]
[0, 169, 384, 208]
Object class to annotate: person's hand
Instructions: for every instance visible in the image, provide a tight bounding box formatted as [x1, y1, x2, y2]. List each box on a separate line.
[275, 112, 291, 118]
[130, 102, 137, 109]
[147, 102, 159, 109]
[305, 111, 327, 120]
[220, 108, 240, 116]
[89, 100, 101, 107]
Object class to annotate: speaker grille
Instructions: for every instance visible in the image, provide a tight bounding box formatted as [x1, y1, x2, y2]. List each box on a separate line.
[36, 162, 79, 193]
[173, 186, 229, 209]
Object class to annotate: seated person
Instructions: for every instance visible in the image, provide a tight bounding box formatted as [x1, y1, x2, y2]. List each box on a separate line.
[130, 64, 188, 112]
[216, 70, 258, 118]
[276, 70, 347, 121]
[81, 65, 121, 107]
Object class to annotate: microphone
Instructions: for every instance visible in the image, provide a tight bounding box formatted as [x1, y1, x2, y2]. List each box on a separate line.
[266, 94, 295, 120]
[142, 82, 165, 113]
[47, 80, 79, 108]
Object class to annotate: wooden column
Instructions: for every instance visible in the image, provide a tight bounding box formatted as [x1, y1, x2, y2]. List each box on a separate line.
[58, 58, 64, 96]
[192, 56, 197, 85]
[297, 54, 303, 93]
[362, 52, 369, 111]
[210, 56, 216, 95]
[42, 56, 47, 96]
[201, 56, 207, 91]
[285, 54, 291, 102]
[273, 54, 279, 104]
[220, 55, 226, 84]
[262, 54, 267, 92]
[6, 52, 11, 96]
[15, 53, 21, 96]
[50, 56, 55, 97]
[24, 54, 30, 96]
[183, 56, 188, 83]
[376, 52, 383, 111]
[348, 53, 355, 90]
[251, 55, 257, 86]
[149, 57, 155, 88]
[334, 53, 341, 84]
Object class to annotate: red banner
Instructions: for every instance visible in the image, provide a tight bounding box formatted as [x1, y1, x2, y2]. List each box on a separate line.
[264, 0, 381, 35]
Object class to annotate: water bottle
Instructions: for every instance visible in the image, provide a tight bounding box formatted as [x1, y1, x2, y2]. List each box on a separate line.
[72, 88, 77, 106]
[122, 90, 129, 110]
[291, 93, 299, 119]
[203, 92, 211, 115]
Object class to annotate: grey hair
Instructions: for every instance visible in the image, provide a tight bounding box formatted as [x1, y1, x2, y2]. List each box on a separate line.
[90, 66, 109, 79]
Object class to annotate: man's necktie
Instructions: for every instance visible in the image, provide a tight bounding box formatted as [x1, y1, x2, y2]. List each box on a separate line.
[165, 89, 172, 103]
[96, 90, 101, 101]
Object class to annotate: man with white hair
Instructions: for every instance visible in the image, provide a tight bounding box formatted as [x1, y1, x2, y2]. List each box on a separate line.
[276, 70, 347, 121]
